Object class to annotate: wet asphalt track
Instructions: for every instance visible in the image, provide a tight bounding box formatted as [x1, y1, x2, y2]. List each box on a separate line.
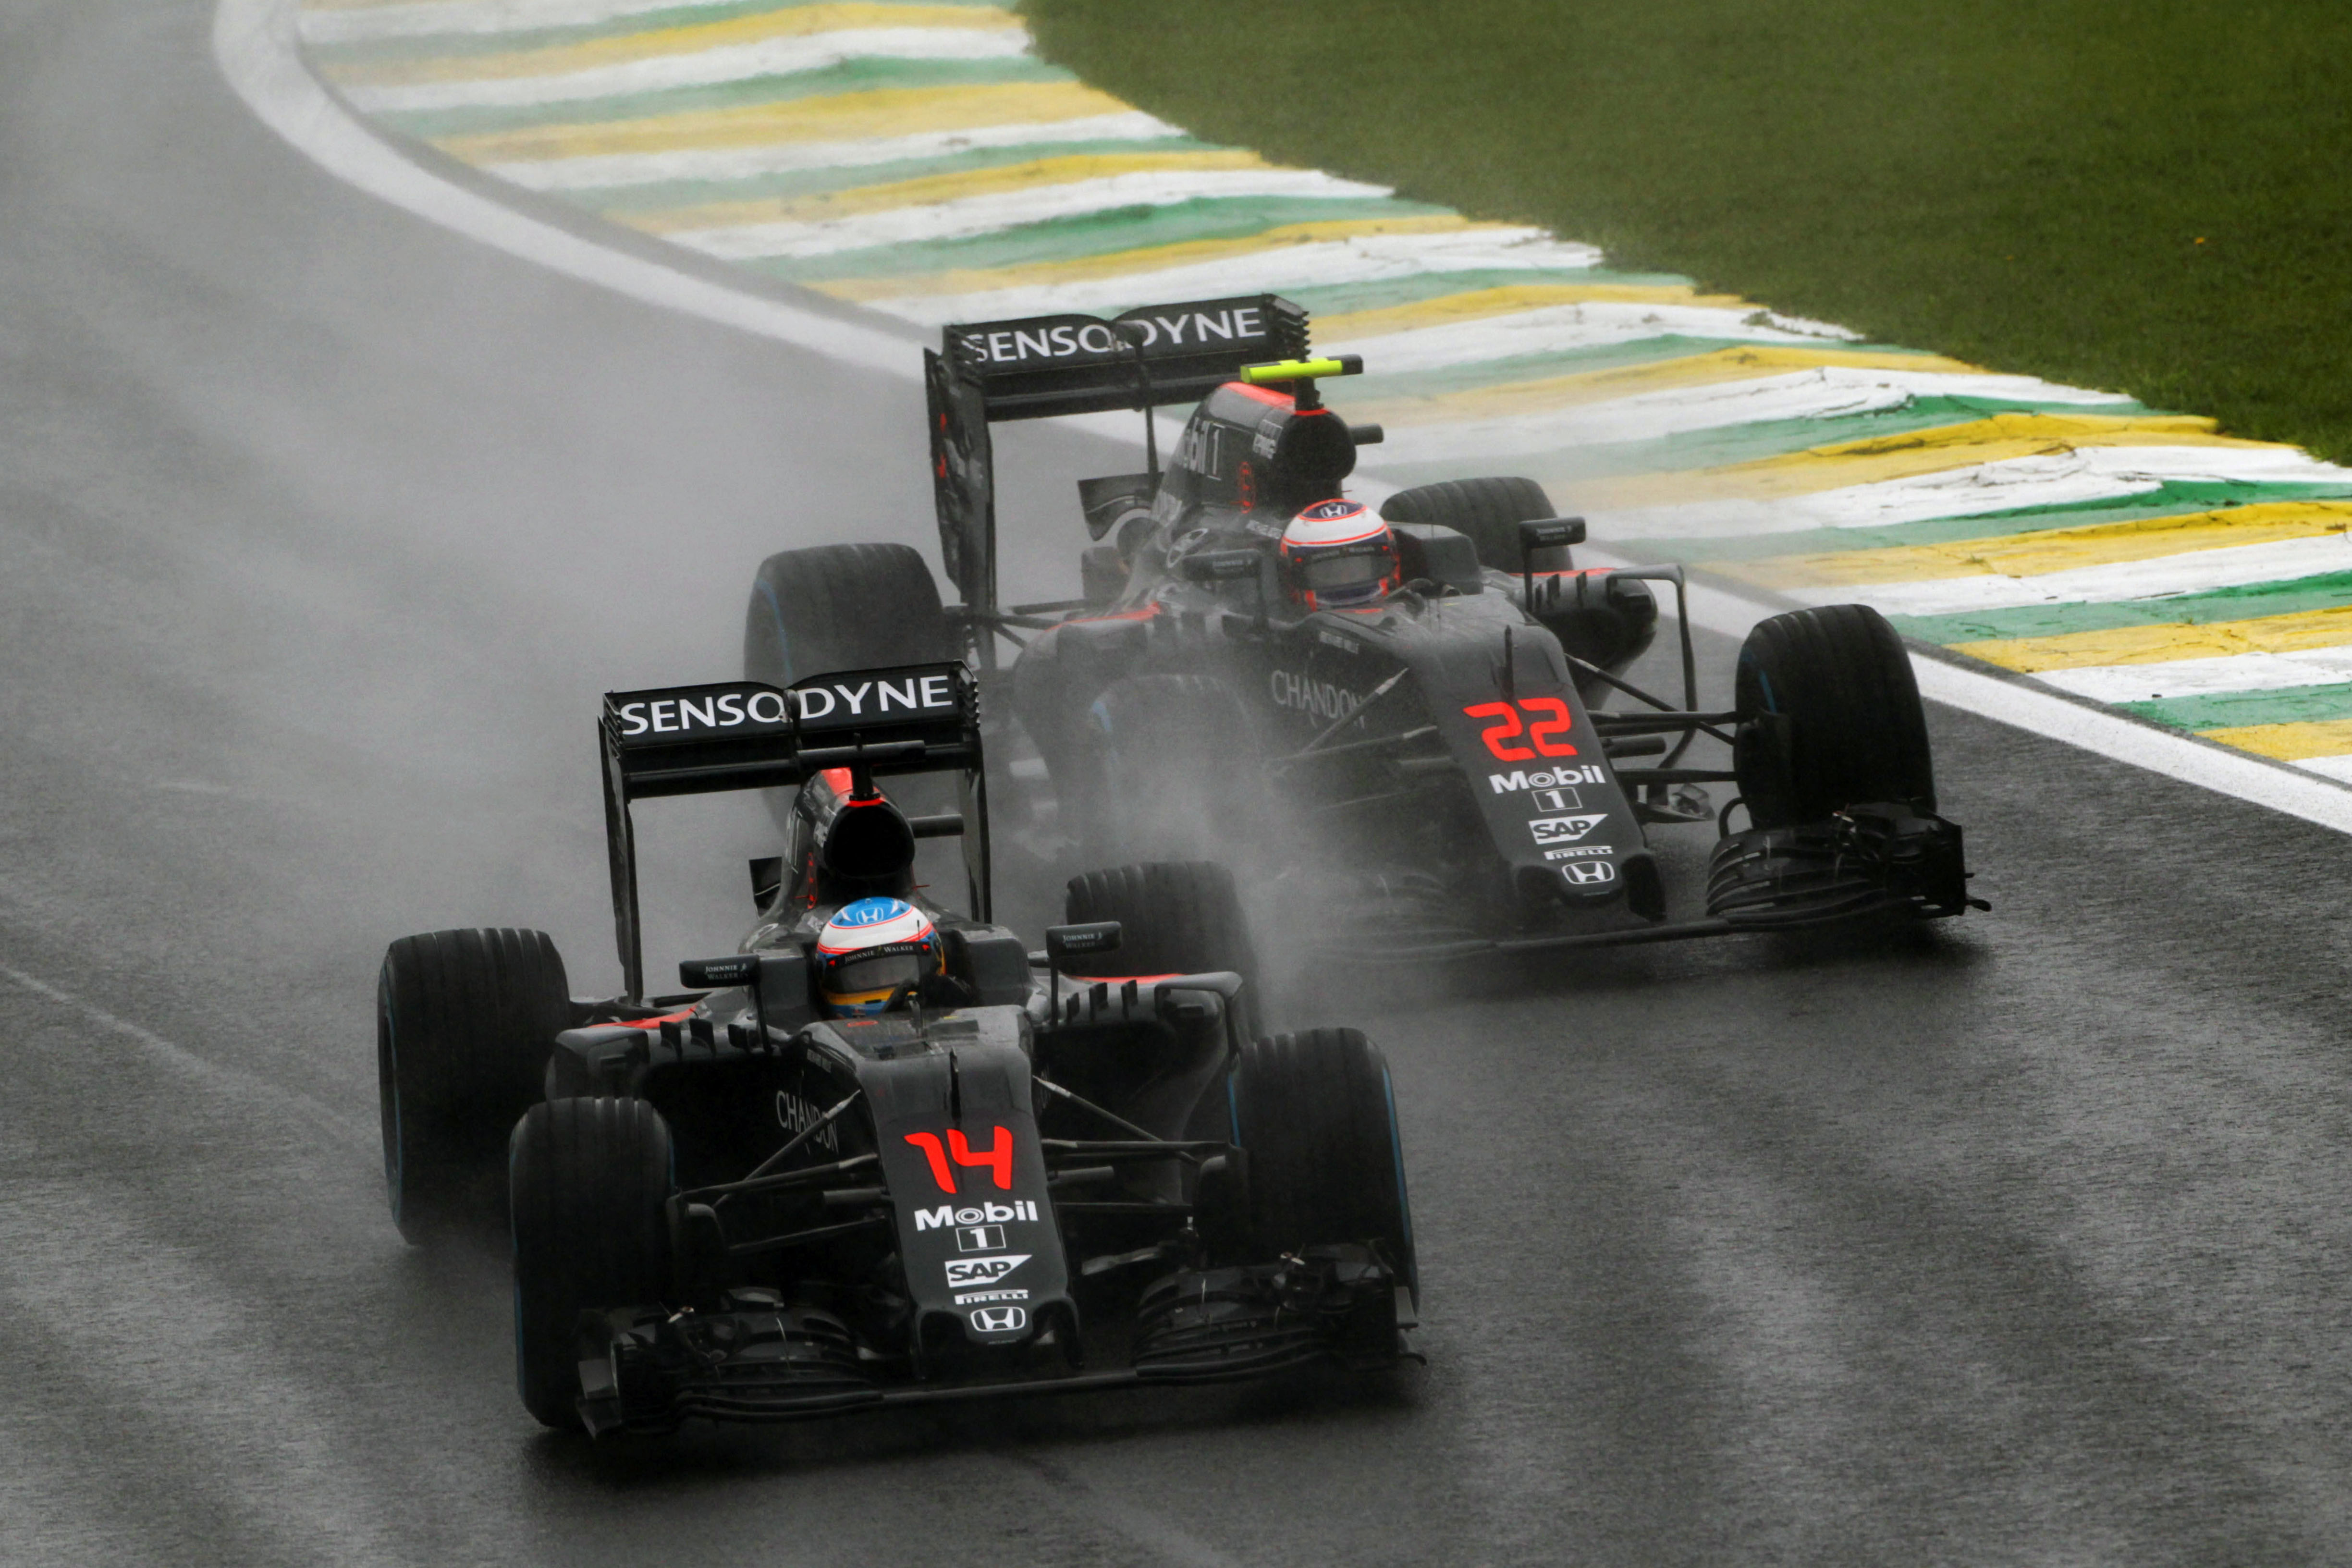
[11, 3, 2352, 1563]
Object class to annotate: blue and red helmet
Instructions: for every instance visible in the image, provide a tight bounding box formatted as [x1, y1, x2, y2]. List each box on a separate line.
[1280, 498, 1398, 609]
[814, 897, 943, 1016]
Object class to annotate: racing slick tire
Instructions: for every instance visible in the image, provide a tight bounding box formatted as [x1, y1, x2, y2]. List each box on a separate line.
[1063, 860, 1265, 1039]
[743, 542, 954, 689]
[1079, 674, 1265, 866]
[1733, 604, 1936, 828]
[1229, 1029, 1416, 1303]
[1380, 476, 1556, 572]
[377, 928, 568, 1246]
[509, 1097, 674, 1430]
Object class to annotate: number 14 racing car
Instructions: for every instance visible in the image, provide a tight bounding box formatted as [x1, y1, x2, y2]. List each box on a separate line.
[743, 294, 1985, 960]
[374, 659, 1415, 1434]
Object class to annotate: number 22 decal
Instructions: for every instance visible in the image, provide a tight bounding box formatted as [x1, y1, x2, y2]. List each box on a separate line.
[1463, 698, 1577, 760]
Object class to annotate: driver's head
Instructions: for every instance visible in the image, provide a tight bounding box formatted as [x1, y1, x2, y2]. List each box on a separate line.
[813, 897, 943, 1016]
[1279, 499, 1399, 610]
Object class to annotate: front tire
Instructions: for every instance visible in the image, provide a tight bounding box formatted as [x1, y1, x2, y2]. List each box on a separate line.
[1733, 604, 1935, 828]
[1230, 1029, 1416, 1304]
[377, 928, 568, 1245]
[510, 1098, 674, 1430]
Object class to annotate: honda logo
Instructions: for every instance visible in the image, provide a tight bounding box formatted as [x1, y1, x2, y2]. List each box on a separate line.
[1563, 860, 1616, 885]
[969, 1306, 1028, 1333]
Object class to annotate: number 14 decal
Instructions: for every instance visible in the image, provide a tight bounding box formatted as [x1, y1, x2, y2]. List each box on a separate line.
[1463, 698, 1577, 760]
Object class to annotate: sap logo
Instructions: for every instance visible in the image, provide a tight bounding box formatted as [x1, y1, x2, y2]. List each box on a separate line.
[914, 1201, 1041, 1230]
[774, 1090, 838, 1153]
[794, 674, 955, 723]
[969, 1306, 1028, 1333]
[1562, 861, 1617, 885]
[1269, 669, 1364, 721]
[954, 1289, 1030, 1306]
[955, 1225, 1005, 1253]
[1490, 766, 1605, 794]
[1465, 698, 1576, 761]
[1544, 845, 1615, 861]
[615, 687, 789, 738]
[944, 1255, 1029, 1288]
[1530, 814, 1607, 846]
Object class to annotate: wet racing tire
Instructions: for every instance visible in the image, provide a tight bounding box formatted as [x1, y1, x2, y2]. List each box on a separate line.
[1380, 476, 1557, 572]
[1229, 1028, 1416, 1303]
[1063, 860, 1264, 1039]
[377, 928, 568, 1245]
[1733, 604, 1936, 828]
[1080, 674, 1264, 866]
[743, 542, 954, 689]
[510, 1097, 674, 1430]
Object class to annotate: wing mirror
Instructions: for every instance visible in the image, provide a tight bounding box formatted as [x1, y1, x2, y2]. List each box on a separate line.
[1518, 515, 1588, 596]
[1045, 921, 1122, 963]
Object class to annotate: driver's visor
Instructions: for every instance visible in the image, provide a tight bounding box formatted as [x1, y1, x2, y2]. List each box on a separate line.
[1299, 544, 1396, 593]
[823, 951, 924, 997]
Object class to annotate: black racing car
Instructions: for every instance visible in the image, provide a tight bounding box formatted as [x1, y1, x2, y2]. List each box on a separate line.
[374, 658, 1415, 1434]
[745, 294, 1983, 958]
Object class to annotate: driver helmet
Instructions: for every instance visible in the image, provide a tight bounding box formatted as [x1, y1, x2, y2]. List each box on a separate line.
[1279, 499, 1398, 610]
[813, 897, 943, 1016]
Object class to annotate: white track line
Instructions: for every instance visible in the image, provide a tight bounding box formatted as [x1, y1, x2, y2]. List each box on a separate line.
[216, 0, 2352, 833]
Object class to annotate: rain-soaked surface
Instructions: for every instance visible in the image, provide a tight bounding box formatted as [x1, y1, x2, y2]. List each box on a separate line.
[7, 4, 2352, 1563]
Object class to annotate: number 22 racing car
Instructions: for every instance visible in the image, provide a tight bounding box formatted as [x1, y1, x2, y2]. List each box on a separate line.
[742, 295, 1985, 961]
[374, 659, 1415, 1433]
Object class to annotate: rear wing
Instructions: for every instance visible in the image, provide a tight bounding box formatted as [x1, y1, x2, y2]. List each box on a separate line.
[599, 662, 987, 1000]
[924, 294, 1309, 613]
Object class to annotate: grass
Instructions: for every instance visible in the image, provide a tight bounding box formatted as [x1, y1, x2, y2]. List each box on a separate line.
[1021, 0, 2352, 464]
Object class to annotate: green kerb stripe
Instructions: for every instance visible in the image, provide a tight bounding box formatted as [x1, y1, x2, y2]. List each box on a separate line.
[306, 1, 801, 66]
[1282, 269, 1697, 316]
[1892, 568, 2352, 646]
[2120, 683, 2352, 732]
[378, 53, 1066, 141]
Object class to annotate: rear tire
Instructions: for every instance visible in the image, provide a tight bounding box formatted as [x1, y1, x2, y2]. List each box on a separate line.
[1230, 1029, 1416, 1302]
[743, 542, 953, 689]
[510, 1098, 674, 1430]
[1733, 604, 1935, 828]
[1380, 477, 1556, 572]
[1080, 674, 1263, 865]
[1064, 860, 1264, 1037]
[377, 928, 568, 1245]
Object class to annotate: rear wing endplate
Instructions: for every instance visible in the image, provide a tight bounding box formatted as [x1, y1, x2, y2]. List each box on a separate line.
[598, 662, 987, 1000]
[925, 294, 1308, 612]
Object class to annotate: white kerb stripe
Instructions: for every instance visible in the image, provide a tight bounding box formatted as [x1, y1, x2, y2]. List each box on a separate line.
[1326, 302, 1860, 374]
[1780, 530, 2352, 617]
[486, 111, 1190, 190]
[299, 0, 735, 46]
[339, 28, 1034, 113]
[2036, 646, 2352, 704]
[673, 168, 1392, 260]
[1587, 444, 2352, 542]
[1364, 367, 2138, 466]
[866, 228, 1599, 324]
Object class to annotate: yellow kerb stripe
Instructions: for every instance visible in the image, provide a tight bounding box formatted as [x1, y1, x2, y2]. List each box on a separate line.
[326, 5, 1019, 86]
[2198, 720, 2352, 760]
[1316, 282, 1770, 340]
[1722, 501, 2352, 590]
[439, 80, 1129, 163]
[628, 149, 1272, 232]
[1955, 602, 2352, 673]
[812, 213, 1499, 298]
[1349, 344, 1992, 428]
[1565, 413, 2260, 512]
